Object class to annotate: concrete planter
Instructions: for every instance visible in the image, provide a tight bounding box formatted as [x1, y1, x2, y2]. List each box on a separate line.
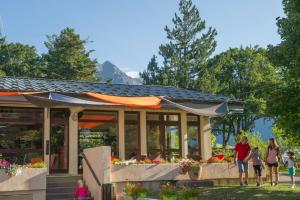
[0, 168, 47, 200]
[188, 166, 202, 180]
[111, 162, 263, 183]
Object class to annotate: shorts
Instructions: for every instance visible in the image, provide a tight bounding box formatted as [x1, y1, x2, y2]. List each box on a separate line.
[253, 165, 262, 176]
[289, 167, 296, 176]
[238, 160, 248, 173]
[267, 162, 278, 168]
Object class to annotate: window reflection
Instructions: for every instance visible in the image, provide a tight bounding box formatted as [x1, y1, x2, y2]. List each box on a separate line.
[0, 108, 43, 164]
[147, 113, 181, 160]
[50, 109, 69, 173]
[78, 111, 118, 171]
[125, 112, 139, 159]
[187, 115, 200, 159]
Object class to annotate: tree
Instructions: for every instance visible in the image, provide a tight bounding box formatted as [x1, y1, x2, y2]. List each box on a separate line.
[207, 47, 278, 146]
[42, 27, 97, 81]
[140, 0, 217, 88]
[0, 37, 43, 77]
[267, 0, 300, 142]
[140, 55, 161, 85]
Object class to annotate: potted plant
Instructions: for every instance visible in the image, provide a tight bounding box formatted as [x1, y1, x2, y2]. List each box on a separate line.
[123, 182, 148, 200]
[160, 182, 178, 200]
[181, 188, 198, 200]
[179, 159, 201, 179]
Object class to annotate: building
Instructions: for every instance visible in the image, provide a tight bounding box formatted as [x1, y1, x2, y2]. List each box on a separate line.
[0, 77, 243, 175]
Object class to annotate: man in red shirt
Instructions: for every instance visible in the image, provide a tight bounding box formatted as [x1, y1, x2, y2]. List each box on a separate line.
[235, 136, 251, 186]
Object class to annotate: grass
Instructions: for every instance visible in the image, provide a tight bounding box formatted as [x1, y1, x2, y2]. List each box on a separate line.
[195, 185, 300, 200]
[149, 184, 300, 200]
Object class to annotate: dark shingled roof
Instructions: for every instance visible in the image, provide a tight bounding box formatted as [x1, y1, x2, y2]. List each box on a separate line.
[0, 77, 240, 103]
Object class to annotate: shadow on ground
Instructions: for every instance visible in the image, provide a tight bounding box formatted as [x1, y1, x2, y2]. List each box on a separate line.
[198, 185, 300, 200]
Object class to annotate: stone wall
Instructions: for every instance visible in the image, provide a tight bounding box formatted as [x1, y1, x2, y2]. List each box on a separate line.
[0, 168, 47, 200]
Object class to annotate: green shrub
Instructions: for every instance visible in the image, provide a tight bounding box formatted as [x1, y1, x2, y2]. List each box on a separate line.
[160, 182, 178, 199]
[124, 182, 148, 200]
[182, 188, 198, 200]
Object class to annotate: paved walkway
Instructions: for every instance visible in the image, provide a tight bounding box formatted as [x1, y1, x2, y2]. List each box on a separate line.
[279, 173, 300, 184]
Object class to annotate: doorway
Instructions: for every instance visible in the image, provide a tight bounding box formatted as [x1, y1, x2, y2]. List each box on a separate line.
[146, 113, 181, 160]
[50, 109, 69, 173]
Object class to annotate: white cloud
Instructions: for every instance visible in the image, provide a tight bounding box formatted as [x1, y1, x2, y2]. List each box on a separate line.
[125, 71, 140, 79]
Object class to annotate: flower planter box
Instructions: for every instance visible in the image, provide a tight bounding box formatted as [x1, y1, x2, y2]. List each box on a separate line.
[0, 168, 47, 200]
[111, 162, 264, 183]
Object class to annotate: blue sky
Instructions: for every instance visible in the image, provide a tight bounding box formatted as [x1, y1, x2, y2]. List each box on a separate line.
[0, 0, 284, 78]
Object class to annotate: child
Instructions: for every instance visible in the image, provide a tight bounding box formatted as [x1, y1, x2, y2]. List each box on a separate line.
[251, 147, 265, 186]
[74, 179, 89, 200]
[285, 152, 298, 189]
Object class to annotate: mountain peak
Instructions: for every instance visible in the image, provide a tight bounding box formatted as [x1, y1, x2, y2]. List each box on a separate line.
[102, 60, 115, 67]
[96, 61, 142, 85]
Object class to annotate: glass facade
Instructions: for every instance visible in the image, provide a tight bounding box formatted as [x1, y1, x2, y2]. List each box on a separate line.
[0, 107, 43, 164]
[125, 112, 139, 159]
[147, 113, 181, 160]
[187, 115, 201, 159]
[50, 109, 69, 173]
[78, 110, 118, 171]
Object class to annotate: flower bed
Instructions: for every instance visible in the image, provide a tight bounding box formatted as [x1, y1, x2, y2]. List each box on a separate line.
[0, 159, 47, 200]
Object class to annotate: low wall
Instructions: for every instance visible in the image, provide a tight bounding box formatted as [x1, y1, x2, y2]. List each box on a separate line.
[82, 147, 266, 200]
[83, 146, 111, 200]
[0, 168, 47, 200]
[111, 162, 265, 182]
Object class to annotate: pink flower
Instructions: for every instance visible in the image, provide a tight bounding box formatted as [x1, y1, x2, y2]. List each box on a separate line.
[0, 159, 10, 168]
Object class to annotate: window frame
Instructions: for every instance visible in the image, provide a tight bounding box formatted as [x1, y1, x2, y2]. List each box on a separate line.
[49, 108, 70, 174]
[187, 114, 201, 157]
[124, 111, 140, 159]
[0, 107, 44, 164]
[146, 112, 182, 159]
[78, 110, 119, 156]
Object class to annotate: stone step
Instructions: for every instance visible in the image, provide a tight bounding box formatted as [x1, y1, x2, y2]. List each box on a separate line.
[50, 198, 93, 200]
[46, 192, 74, 199]
[46, 186, 76, 193]
[46, 175, 92, 200]
[47, 175, 82, 183]
[46, 195, 93, 200]
[47, 181, 78, 188]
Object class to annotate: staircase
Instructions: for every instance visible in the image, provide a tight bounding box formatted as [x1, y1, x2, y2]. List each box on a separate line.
[46, 175, 93, 200]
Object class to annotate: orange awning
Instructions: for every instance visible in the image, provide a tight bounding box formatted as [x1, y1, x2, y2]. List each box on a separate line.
[79, 122, 104, 129]
[80, 115, 113, 121]
[85, 92, 162, 108]
[0, 91, 45, 96]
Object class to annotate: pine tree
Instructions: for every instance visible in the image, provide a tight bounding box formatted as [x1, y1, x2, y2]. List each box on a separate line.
[140, 55, 161, 85]
[42, 28, 97, 81]
[141, 0, 217, 89]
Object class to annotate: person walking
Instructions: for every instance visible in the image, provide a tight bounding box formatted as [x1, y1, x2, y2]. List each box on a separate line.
[251, 147, 265, 186]
[235, 136, 251, 186]
[266, 138, 281, 186]
[285, 151, 298, 189]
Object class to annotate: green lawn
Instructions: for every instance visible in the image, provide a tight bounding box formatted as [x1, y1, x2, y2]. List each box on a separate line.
[196, 185, 300, 200]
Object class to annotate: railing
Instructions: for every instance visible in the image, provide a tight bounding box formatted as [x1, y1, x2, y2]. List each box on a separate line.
[81, 152, 102, 186]
[82, 152, 113, 200]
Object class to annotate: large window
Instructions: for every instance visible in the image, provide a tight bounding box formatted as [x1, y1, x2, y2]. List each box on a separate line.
[187, 115, 201, 159]
[78, 110, 118, 171]
[0, 107, 43, 164]
[50, 109, 69, 173]
[147, 113, 181, 160]
[125, 112, 140, 159]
